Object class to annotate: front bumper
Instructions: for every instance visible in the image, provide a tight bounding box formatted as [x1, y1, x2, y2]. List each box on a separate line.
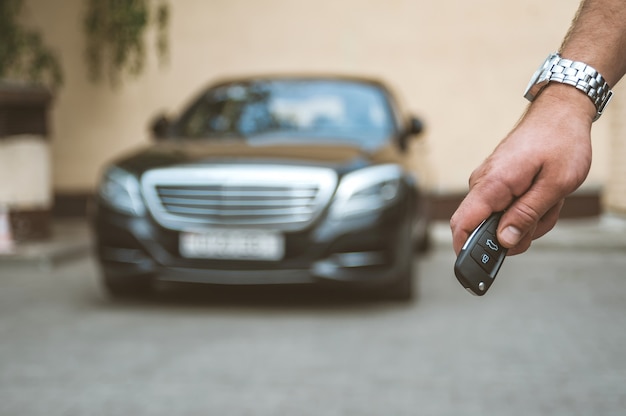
[93, 201, 414, 289]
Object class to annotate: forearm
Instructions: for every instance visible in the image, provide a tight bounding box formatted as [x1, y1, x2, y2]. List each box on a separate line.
[451, 0, 626, 256]
[560, 0, 626, 87]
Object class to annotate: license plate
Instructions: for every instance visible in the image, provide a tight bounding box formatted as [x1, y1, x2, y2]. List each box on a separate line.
[179, 229, 284, 261]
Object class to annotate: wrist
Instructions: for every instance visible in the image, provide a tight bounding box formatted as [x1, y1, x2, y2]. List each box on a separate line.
[524, 52, 613, 121]
[531, 82, 597, 124]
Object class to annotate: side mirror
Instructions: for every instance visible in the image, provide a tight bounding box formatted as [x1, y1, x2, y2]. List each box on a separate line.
[408, 116, 424, 136]
[150, 114, 171, 140]
[398, 116, 425, 151]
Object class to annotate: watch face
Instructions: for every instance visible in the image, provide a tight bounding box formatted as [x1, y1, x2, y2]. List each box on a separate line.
[524, 53, 559, 101]
[524, 67, 544, 99]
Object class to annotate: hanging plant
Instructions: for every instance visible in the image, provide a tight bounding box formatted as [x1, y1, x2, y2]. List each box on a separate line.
[83, 0, 170, 87]
[0, 0, 63, 88]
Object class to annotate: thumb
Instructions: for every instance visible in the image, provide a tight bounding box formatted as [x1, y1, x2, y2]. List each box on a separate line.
[497, 182, 564, 248]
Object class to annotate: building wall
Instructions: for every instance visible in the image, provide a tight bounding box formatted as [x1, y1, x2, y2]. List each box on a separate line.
[604, 81, 626, 215]
[20, 0, 615, 200]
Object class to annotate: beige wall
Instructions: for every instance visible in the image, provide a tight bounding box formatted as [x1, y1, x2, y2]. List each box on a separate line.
[604, 81, 626, 214]
[0, 136, 51, 209]
[21, 0, 614, 197]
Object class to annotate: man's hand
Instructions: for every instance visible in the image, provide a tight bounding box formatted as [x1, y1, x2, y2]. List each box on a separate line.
[450, 84, 594, 255]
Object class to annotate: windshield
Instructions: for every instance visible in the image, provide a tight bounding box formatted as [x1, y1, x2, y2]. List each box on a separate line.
[176, 79, 396, 146]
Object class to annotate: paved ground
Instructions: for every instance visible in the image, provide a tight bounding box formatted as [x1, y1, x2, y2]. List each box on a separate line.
[1, 220, 626, 415]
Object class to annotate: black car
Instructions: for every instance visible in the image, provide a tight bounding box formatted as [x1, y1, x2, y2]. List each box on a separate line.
[93, 75, 430, 300]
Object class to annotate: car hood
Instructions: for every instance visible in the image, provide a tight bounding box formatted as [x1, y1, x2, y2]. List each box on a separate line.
[115, 138, 402, 176]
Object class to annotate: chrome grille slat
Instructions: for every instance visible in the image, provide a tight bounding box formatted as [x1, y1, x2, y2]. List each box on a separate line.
[165, 215, 311, 226]
[163, 205, 314, 216]
[157, 188, 318, 198]
[159, 196, 315, 207]
[141, 165, 338, 231]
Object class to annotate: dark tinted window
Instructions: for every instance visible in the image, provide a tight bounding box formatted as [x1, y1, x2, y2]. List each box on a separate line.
[177, 80, 395, 146]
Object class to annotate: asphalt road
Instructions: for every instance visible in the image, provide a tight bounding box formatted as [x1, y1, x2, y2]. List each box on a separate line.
[1, 244, 626, 416]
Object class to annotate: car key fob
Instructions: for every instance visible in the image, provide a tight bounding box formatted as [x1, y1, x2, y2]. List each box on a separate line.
[454, 212, 508, 296]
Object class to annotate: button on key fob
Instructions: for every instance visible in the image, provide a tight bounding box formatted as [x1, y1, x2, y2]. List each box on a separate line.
[454, 212, 508, 296]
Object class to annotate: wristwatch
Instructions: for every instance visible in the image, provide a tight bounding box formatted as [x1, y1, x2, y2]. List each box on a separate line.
[524, 52, 613, 121]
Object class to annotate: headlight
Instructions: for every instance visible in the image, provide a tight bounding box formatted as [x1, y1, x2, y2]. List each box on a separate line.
[329, 164, 403, 219]
[98, 166, 146, 216]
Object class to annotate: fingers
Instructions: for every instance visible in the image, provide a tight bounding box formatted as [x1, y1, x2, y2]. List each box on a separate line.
[450, 180, 513, 254]
[502, 201, 563, 255]
[533, 201, 564, 239]
[451, 162, 568, 255]
[451, 85, 593, 257]
[451, 136, 543, 254]
[503, 223, 535, 256]
[453, 186, 564, 256]
[496, 169, 573, 250]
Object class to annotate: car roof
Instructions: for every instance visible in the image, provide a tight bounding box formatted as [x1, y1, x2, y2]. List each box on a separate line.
[207, 73, 391, 91]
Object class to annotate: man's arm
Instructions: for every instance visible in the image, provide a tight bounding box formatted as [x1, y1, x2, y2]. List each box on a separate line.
[560, 0, 626, 87]
[450, 0, 626, 255]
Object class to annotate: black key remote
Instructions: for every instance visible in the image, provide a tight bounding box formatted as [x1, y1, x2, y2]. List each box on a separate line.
[454, 212, 508, 296]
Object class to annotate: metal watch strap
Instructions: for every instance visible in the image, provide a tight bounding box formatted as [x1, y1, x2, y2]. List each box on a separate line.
[524, 52, 613, 121]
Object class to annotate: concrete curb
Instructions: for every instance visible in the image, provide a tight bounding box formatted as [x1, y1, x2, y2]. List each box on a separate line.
[1, 216, 625, 270]
[0, 220, 93, 269]
[433, 215, 626, 251]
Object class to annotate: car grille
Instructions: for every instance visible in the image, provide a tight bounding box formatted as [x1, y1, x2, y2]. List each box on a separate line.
[141, 165, 338, 231]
